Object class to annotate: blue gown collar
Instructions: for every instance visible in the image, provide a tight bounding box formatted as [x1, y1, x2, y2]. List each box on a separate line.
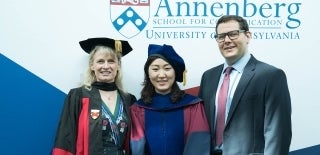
[136, 93, 201, 111]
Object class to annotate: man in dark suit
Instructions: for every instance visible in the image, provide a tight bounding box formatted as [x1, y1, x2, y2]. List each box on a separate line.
[199, 15, 292, 155]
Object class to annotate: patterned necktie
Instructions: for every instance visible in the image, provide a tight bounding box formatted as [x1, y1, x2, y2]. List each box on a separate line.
[216, 66, 233, 146]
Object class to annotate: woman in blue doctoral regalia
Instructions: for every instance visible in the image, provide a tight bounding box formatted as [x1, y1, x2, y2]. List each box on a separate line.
[130, 44, 210, 155]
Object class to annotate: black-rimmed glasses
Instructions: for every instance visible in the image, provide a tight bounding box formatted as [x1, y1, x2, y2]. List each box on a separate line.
[214, 30, 246, 43]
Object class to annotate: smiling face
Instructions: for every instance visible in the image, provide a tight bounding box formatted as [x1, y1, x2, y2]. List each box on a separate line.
[90, 48, 120, 83]
[216, 20, 251, 65]
[148, 58, 175, 95]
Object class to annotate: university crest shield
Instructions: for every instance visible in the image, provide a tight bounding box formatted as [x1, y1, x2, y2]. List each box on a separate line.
[110, 0, 150, 38]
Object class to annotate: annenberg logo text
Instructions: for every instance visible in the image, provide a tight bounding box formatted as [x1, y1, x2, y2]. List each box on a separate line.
[154, 0, 301, 29]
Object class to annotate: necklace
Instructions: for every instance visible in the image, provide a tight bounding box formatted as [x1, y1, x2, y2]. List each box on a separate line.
[100, 90, 117, 102]
[100, 90, 118, 114]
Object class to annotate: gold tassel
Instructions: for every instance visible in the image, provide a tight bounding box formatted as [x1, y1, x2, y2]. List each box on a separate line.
[114, 40, 122, 54]
[182, 69, 187, 86]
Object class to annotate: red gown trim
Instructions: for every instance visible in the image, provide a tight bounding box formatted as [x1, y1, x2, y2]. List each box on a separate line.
[52, 148, 73, 155]
[76, 98, 89, 155]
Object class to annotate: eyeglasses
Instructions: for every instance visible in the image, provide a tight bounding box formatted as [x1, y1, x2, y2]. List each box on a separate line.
[214, 30, 246, 43]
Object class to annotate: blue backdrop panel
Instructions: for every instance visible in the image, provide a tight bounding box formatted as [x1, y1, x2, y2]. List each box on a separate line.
[0, 53, 66, 155]
[290, 145, 320, 155]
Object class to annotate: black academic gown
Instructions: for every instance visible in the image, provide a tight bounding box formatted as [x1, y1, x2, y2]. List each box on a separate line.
[52, 86, 136, 155]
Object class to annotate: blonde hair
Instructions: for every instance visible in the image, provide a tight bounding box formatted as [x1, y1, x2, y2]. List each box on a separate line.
[82, 45, 124, 90]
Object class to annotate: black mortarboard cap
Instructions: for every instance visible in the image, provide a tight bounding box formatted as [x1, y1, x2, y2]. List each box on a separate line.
[79, 37, 132, 56]
[148, 44, 186, 85]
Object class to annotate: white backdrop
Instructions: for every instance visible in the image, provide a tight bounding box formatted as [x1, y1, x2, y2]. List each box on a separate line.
[0, 0, 319, 152]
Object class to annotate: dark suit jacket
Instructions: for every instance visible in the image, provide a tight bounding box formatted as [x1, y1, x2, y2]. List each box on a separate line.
[199, 55, 292, 155]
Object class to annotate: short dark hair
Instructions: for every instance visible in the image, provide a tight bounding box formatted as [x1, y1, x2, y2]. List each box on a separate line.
[215, 15, 249, 33]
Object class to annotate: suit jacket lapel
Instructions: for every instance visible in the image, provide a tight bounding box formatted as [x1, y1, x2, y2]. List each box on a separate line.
[225, 56, 257, 127]
[208, 65, 223, 130]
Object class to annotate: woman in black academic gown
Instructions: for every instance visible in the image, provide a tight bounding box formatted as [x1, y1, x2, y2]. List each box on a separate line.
[52, 37, 136, 155]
